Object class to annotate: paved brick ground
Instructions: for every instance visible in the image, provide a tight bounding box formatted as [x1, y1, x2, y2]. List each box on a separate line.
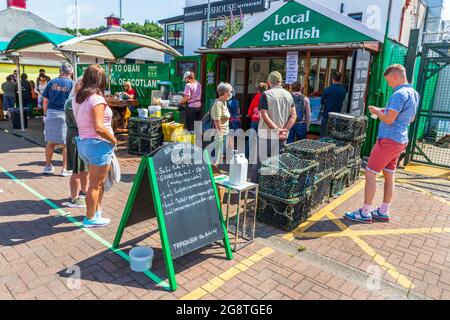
[0, 130, 449, 300]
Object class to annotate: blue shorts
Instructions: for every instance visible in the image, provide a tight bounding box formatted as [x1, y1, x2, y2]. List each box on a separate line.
[2, 96, 15, 111]
[77, 138, 114, 167]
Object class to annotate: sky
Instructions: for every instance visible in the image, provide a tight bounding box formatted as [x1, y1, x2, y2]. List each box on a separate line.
[0, 0, 448, 28]
[0, 0, 186, 28]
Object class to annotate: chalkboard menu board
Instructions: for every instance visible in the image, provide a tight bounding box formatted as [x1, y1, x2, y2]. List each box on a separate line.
[113, 143, 232, 291]
[349, 49, 371, 117]
[152, 144, 224, 259]
[176, 61, 198, 77]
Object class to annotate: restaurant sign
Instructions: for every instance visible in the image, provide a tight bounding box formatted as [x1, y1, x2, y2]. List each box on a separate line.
[226, 0, 379, 48]
[184, 0, 267, 22]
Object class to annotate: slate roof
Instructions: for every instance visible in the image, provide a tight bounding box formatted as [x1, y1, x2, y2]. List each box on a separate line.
[0, 7, 69, 42]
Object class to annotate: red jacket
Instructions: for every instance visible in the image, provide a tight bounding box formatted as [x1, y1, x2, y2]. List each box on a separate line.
[248, 92, 261, 122]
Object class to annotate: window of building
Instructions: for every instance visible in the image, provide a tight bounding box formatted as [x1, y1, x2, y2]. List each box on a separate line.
[348, 12, 363, 22]
[202, 19, 226, 46]
[166, 23, 184, 47]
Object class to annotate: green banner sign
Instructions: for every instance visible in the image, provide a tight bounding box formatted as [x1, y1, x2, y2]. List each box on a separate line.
[77, 63, 170, 106]
[227, 0, 377, 48]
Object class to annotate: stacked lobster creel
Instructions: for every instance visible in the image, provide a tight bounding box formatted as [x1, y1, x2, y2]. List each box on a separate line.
[257, 153, 318, 231]
[326, 112, 369, 189]
[284, 140, 337, 209]
[319, 138, 352, 198]
[128, 117, 164, 155]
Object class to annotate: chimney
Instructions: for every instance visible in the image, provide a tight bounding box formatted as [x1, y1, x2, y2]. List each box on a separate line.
[7, 0, 27, 10]
[105, 14, 122, 28]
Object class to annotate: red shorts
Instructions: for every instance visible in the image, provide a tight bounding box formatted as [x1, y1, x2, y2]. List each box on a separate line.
[367, 139, 408, 174]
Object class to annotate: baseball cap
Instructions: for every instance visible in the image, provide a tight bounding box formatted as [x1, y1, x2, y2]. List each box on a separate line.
[183, 71, 191, 79]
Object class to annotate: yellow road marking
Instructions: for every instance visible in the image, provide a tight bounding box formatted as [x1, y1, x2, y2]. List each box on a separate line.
[404, 163, 450, 179]
[298, 227, 450, 239]
[351, 236, 415, 289]
[283, 181, 366, 241]
[395, 180, 450, 206]
[180, 248, 275, 300]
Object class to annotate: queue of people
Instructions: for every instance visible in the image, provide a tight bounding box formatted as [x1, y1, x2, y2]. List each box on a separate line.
[1, 63, 117, 229]
[1, 68, 51, 120]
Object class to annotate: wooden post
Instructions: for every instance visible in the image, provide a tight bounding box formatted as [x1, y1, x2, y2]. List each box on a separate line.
[303, 51, 311, 96]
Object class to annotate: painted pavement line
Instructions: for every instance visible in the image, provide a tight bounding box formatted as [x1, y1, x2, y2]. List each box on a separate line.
[0, 165, 171, 291]
[298, 227, 450, 239]
[283, 180, 366, 241]
[180, 247, 275, 300]
[323, 210, 415, 290]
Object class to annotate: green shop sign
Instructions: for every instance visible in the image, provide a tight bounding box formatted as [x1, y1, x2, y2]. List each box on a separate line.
[226, 0, 381, 48]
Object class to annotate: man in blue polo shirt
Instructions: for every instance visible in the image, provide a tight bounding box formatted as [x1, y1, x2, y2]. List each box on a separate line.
[345, 64, 419, 224]
[320, 71, 347, 137]
[42, 62, 74, 176]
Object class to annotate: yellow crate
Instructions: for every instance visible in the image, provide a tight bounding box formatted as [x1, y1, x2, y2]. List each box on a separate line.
[162, 122, 184, 142]
[174, 133, 196, 145]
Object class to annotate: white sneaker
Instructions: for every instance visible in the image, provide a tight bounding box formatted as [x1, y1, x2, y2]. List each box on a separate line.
[42, 165, 55, 175]
[60, 169, 73, 177]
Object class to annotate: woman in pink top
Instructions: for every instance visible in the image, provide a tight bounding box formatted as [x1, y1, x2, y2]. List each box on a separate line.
[73, 65, 117, 228]
[180, 71, 202, 132]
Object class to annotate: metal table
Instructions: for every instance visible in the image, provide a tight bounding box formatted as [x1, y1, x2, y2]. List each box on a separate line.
[214, 175, 259, 252]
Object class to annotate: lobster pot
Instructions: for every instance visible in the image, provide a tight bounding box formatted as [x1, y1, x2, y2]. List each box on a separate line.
[346, 157, 362, 187]
[327, 113, 368, 141]
[311, 170, 333, 209]
[257, 192, 312, 231]
[319, 138, 352, 173]
[348, 135, 366, 160]
[128, 117, 163, 137]
[259, 154, 318, 199]
[284, 140, 336, 175]
[330, 168, 350, 198]
[128, 135, 163, 156]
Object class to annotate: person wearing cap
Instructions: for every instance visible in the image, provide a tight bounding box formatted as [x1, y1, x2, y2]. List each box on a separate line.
[180, 71, 202, 132]
[42, 62, 74, 177]
[258, 71, 297, 161]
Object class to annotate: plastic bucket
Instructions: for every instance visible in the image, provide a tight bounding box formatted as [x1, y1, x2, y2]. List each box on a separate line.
[129, 246, 154, 272]
[138, 108, 148, 118]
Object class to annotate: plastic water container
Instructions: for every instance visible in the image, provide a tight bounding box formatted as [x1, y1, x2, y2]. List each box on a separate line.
[229, 151, 248, 186]
[138, 108, 149, 118]
[148, 105, 162, 118]
[129, 246, 154, 272]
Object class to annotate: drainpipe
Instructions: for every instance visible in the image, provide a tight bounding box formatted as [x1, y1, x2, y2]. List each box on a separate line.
[399, 0, 412, 43]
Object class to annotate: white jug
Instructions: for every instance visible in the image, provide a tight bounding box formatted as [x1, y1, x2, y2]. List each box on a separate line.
[229, 151, 248, 186]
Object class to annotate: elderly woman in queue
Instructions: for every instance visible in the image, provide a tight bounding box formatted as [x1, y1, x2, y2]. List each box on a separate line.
[73, 64, 117, 228]
[210, 82, 232, 166]
[180, 71, 202, 132]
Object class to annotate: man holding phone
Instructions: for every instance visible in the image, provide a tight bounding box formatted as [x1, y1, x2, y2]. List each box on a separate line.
[345, 64, 420, 224]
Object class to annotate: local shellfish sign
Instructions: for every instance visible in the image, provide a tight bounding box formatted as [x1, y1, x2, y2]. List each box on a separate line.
[225, 0, 381, 49]
[264, 10, 321, 42]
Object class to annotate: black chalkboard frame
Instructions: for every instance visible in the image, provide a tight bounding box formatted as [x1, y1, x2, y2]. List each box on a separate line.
[113, 146, 233, 292]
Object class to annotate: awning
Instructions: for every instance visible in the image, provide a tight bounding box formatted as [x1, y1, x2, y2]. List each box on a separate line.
[220, 0, 384, 50]
[1, 29, 182, 61]
[0, 41, 8, 51]
[3, 29, 74, 54]
[57, 32, 182, 60]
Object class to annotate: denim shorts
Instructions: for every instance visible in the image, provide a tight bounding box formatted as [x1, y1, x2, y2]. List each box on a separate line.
[76, 138, 114, 167]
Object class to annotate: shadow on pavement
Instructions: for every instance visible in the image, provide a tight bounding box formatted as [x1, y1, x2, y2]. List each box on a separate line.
[0, 214, 79, 246]
[57, 231, 228, 292]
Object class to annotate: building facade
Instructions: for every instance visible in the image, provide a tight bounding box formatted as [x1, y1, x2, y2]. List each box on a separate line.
[159, 0, 428, 58]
